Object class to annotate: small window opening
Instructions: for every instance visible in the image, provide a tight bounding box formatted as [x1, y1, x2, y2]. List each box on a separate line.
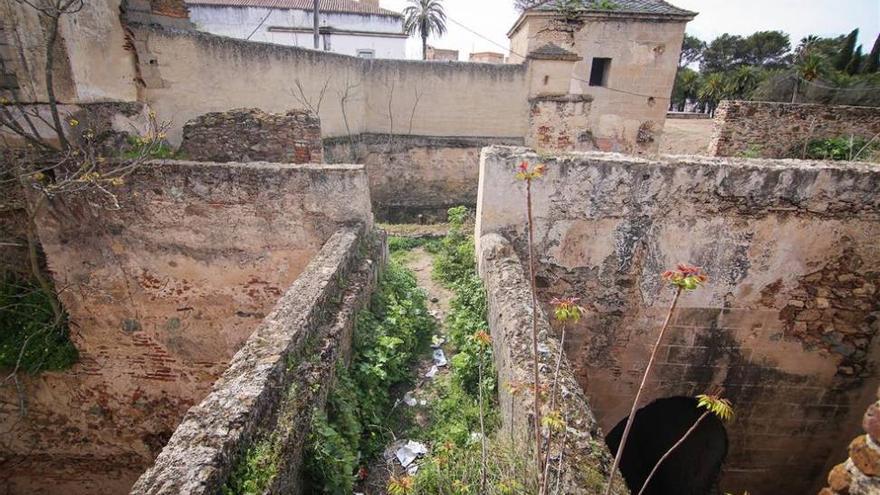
[357, 49, 375, 59]
[589, 57, 611, 87]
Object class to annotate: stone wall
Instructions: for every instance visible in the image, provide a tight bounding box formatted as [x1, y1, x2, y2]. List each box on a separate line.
[128, 24, 530, 144]
[476, 146, 880, 495]
[708, 101, 880, 158]
[0, 160, 373, 494]
[179, 108, 323, 163]
[821, 387, 880, 495]
[478, 233, 626, 494]
[132, 227, 382, 494]
[527, 94, 595, 152]
[509, 15, 688, 154]
[323, 133, 523, 222]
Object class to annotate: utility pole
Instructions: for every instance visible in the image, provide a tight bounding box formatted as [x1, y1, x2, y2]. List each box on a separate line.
[313, 0, 320, 49]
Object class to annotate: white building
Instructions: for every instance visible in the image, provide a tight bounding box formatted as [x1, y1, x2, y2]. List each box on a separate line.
[186, 0, 407, 59]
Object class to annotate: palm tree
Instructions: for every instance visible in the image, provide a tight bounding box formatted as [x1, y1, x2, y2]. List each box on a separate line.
[403, 0, 447, 60]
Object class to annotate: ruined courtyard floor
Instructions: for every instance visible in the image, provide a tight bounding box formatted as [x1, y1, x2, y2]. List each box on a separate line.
[357, 246, 455, 494]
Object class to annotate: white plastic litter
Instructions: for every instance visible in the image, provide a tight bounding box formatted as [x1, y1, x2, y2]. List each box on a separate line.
[425, 365, 439, 378]
[538, 342, 550, 354]
[406, 464, 420, 475]
[403, 392, 417, 407]
[433, 349, 448, 366]
[395, 440, 428, 468]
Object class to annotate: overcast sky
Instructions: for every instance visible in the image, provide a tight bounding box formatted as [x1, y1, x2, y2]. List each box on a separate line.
[380, 0, 880, 61]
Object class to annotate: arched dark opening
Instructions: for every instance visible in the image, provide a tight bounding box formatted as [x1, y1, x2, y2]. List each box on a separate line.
[605, 396, 728, 495]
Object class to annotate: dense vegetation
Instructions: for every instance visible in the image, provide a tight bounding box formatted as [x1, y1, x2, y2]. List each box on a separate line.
[671, 29, 880, 113]
[303, 259, 436, 493]
[0, 274, 78, 373]
[303, 206, 522, 493]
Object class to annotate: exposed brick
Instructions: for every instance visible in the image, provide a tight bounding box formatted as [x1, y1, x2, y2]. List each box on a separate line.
[180, 108, 323, 163]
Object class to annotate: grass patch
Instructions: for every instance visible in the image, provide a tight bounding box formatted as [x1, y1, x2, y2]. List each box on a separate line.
[0, 275, 77, 373]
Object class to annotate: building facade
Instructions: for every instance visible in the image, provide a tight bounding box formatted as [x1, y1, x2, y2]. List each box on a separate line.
[425, 45, 459, 61]
[187, 0, 407, 59]
[508, 0, 695, 152]
[469, 51, 505, 64]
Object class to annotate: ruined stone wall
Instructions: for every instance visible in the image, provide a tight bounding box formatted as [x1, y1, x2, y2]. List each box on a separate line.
[821, 387, 880, 495]
[129, 24, 530, 144]
[476, 146, 880, 495]
[527, 94, 594, 152]
[179, 108, 323, 163]
[478, 232, 626, 495]
[323, 133, 524, 222]
[709, 101, 880, 158]
[0, 161, 373, 494]
[133, 227, 382, 495]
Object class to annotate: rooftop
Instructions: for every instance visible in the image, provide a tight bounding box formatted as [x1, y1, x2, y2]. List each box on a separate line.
[185, 0, 402, 17]
[528, 0, 696, 17]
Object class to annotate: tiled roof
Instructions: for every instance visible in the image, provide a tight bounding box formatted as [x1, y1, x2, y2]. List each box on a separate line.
[528, 43, 580, 60]
[185, 0, 402, 17]
[531, 0, 695, 17]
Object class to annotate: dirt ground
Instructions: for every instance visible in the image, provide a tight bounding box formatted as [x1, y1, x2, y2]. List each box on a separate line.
[659, 118, 714, 156]
[356, 246, 455, 494]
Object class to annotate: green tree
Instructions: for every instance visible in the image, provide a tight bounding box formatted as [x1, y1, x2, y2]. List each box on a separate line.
[679, 33, 706, 68]
[742, 30, 792, 68]
[670, 67, 699, 111]
[846, 45, 864, 75]
[698, 72, 726, 116]
[725, 65, 764, 100]
[700, 33, 746, 73]
[835, 28, 859, 71]
[403, 0, 448, 60]
[864, 34, 880, 74]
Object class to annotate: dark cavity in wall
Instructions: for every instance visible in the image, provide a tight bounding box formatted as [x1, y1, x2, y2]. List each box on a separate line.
[605, 396, 728, 495]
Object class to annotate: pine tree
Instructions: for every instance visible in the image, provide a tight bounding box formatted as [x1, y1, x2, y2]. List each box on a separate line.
[863, 34, 880, 74]
[846, 45, 863, 75]
[835, 29, 859, 71]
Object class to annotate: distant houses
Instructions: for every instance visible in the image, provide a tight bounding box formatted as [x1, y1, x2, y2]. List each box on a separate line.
[186, 0, 407, 59]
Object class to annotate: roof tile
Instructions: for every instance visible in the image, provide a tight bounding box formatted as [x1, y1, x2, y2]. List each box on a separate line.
[532, 0, 695, 18]
[185, 0, 402, 17]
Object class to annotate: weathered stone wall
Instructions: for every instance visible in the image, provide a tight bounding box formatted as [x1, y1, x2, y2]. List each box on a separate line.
[179, 108, 323, 163]
[509, 15, 688, 154]
[1, 0, 138, 103]
[132, 227, 383, 495]
[323, 133, 523, 222]
[0, 161, 373, 494]
[821, 387, 880, 495]
[478, 233, 626, 494]
[476, 146, 880, 495]
[128, 24, 530, 144]
[527, 94, 595, 152]
[709, 101, 880, 158]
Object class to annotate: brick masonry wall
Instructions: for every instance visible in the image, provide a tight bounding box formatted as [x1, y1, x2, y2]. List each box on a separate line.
[180, 108, 323, 164]
[0, 161, 373, 494]
[476, 146, 880, 495]
[821, 387, 880, 495]
[527, 94, 596, 152]
[708, 100, 880, 158]
[132, 227, 382, 494]
[323, 133, 523, 222]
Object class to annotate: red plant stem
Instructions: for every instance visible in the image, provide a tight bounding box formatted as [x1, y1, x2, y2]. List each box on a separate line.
[637, 411, 709, 495]
[526, 178, 544, 489]
[604, 286, 682, 495]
